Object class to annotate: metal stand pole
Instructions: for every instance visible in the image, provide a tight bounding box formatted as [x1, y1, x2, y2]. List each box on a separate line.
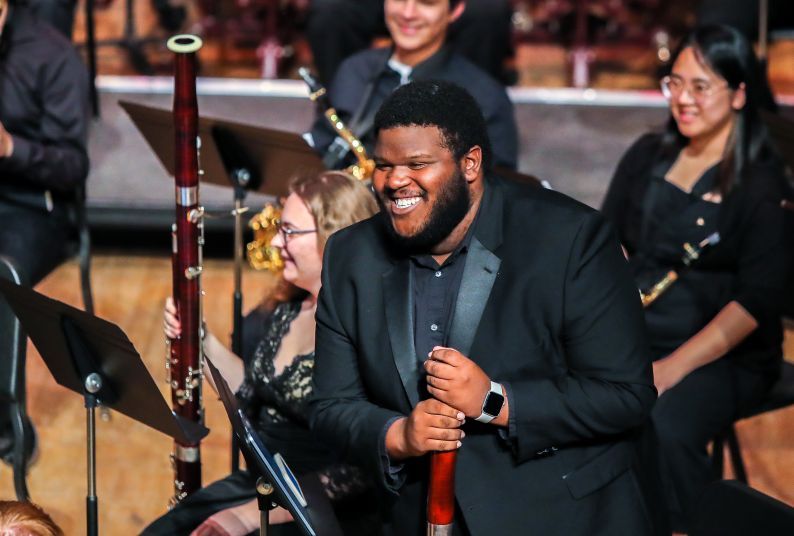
[230, 173, 250, 473]
[84, 0, 99, 117]
[84, 373, 102, 536]
[256, 477, 275, 536]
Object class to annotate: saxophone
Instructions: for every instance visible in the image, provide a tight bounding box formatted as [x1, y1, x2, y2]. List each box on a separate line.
[640, 232, 721, 308]
[166, 34, 204, 505]
[298, 67, 375, 180]
[245, 68, 374, 271]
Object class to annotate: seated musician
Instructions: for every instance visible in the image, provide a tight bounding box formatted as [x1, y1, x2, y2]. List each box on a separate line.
[306, 0, 513, 84]
[142, 171, 379, 536]
[307, 0, 518, 172]
[601, 25, 792, 533]
[0, 0, 89, 464]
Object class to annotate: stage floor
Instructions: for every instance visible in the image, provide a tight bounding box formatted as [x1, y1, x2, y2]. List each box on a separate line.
[1, 255, 792, 534]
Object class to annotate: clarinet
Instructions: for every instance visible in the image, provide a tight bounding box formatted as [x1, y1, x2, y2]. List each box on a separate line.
[166, 34, 204, 506]
[640, 232, 721, 308]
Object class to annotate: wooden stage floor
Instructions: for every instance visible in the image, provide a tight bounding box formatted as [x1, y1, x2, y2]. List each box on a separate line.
[1, 255, 792, 534]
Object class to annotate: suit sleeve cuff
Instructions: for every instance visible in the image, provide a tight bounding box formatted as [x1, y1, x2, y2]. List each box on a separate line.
[497, 381, 517, 443]
[0, 135, 30, 172]
[379, 416, 406, 492]
[497, 382, 557, 459]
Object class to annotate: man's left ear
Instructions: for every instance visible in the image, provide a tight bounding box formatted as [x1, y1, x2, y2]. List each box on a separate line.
[732, 82, 747, 111]
[461, 146, 482, 183]
[449, 1, 465, 25]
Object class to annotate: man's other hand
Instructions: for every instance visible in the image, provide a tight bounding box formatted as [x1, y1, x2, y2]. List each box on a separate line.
[385, 399, 465, 460]
[425, 346, 490, 418]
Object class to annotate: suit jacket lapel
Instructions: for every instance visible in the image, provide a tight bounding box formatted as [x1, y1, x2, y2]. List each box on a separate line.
[447, 238, 501, 356]
[448, 179, 504, 357]
[382, 260, 421, 407]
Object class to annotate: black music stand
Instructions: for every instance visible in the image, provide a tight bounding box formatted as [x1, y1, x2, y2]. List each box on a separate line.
[118, 100, 325, 196]
[120, 100, 326, 471]
[205, 357, 341, 536]
[0, 278, 209, 536]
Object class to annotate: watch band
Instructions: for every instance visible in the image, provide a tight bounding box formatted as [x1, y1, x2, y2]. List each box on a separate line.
[475, 381, 504, 424]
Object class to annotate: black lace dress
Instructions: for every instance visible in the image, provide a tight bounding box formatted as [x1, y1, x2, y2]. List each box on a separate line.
[142, 300, 374, 536]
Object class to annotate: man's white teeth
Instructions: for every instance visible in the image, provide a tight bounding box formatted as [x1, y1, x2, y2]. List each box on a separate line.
[394, 197, 421, 208]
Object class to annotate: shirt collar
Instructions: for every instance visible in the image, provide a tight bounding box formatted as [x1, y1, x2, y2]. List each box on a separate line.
[387, 57, 412, 85]
[379, 45, 453, 83]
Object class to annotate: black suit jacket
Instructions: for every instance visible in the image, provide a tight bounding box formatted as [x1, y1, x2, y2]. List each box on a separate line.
[310, 177, 658, 535]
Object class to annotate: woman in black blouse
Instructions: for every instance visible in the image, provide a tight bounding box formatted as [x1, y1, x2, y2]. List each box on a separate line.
[144, 171, 379, 536]
[602, 25, 791, 533]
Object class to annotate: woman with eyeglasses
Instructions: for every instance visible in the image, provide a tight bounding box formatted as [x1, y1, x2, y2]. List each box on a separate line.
[602, 25, 791, 533]
[144, 171, 379, 536]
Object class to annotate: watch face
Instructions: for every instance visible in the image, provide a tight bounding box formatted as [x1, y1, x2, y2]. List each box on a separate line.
[483, 391, 505, 416]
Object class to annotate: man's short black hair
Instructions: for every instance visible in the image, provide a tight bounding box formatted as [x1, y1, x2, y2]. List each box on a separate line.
[374, 79, 493, 170]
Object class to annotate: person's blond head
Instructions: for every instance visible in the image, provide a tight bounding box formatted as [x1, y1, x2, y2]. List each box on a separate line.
[289, 170, 378, 252]
[0, 501, 63, 536]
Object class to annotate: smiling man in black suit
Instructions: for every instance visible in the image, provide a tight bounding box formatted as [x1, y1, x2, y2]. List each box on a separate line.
[310, 80, 661, 535]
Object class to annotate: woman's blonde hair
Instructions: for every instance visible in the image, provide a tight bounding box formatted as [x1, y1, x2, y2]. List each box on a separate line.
[289, 170, 378, 252]
[0, 501, 63, 536]
[264, 171, 378, 307]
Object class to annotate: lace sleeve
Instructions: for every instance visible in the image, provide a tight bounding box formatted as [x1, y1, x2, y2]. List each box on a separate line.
[317, 463, 372, 502]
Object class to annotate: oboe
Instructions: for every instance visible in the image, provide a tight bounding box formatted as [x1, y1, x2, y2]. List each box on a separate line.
[166, 34, 204, 506]
[640, 232, 721, 308]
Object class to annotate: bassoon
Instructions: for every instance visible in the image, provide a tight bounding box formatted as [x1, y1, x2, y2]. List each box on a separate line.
[166, 34, 204, 506]
[428, 449, 457, 535]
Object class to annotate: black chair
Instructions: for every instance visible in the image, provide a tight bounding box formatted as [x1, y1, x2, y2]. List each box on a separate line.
[67, 185, 95, 316]
[0, 188, 94, 500]
[690, 480, 794, 536]
[0, 256, 33, 500]
[712, 356, 794, 484]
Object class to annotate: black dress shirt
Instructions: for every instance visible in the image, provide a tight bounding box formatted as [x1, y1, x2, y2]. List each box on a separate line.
[411, 231, 472, 364]
[308, 45, 518, 170]
[0, 5, 89, 212]
[602, 132, 791, 376]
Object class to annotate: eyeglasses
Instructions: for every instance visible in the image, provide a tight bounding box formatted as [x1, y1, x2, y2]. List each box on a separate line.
[660, 75, 729, 103]
[276, 220, 317, 241]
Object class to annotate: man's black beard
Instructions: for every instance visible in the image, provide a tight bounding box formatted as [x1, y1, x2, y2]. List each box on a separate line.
[377, 168, 471, 255]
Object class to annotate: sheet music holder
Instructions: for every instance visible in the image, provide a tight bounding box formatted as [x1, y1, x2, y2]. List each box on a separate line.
[119, 100, 326, 197]
[206, 356, 345, 536]
[0, 278, 209, 535]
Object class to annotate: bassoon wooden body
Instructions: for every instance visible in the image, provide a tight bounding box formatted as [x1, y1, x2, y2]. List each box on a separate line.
[166, 34, 204, 505]
[428, 449, 457, 535]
